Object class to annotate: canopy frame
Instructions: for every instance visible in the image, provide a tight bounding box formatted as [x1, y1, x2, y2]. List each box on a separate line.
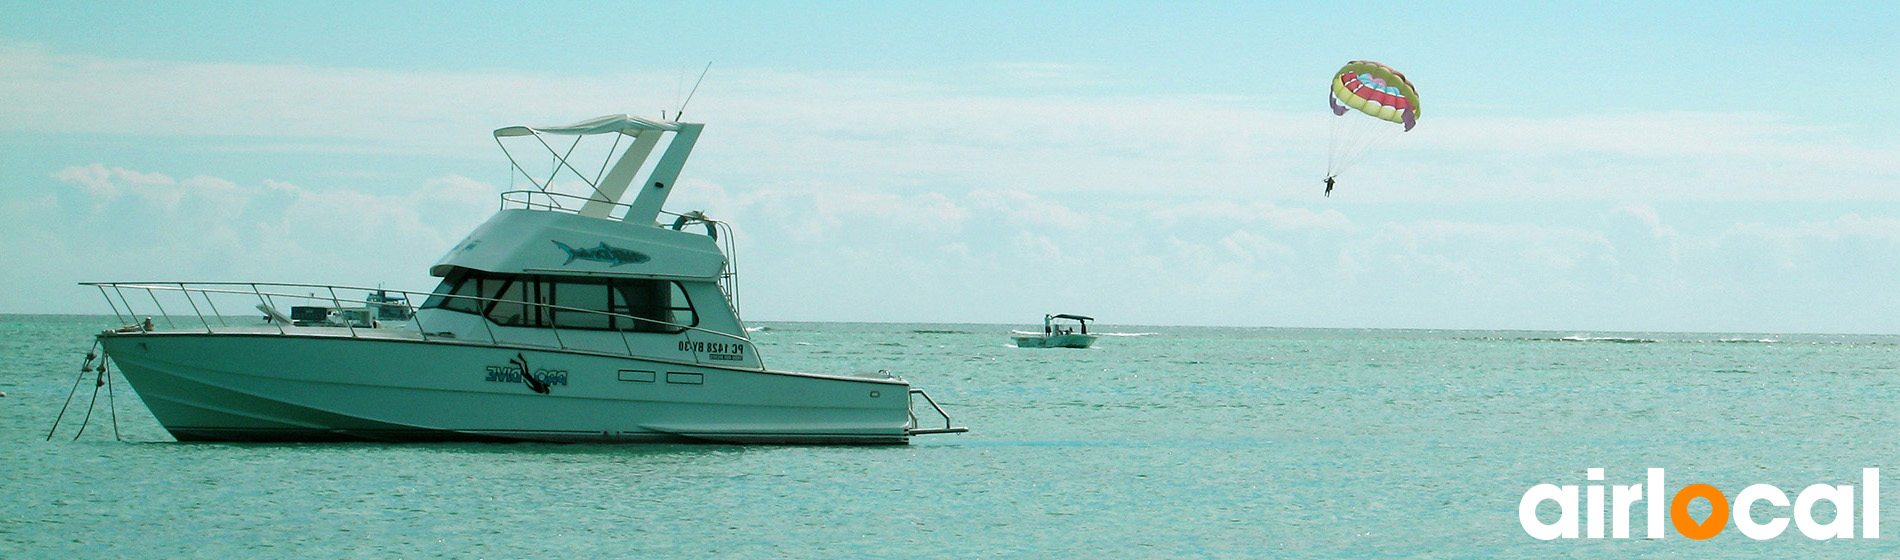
[492, 114, 702, 225]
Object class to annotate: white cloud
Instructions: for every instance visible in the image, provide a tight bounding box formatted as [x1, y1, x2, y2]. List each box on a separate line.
[968, 189, 1089, 232]
[48, 164, 179, 208]
[1217, 229, 1297, 264]
[1151, 199, 1355, 233]
[13, 165, 502, 301]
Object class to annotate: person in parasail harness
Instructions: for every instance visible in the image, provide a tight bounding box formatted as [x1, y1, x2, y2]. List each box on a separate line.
[1323, 176, 1336, 197]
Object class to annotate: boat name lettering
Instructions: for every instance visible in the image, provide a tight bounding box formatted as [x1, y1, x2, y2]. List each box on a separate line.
[484, 365, 569, 387]
[679, 341, 746, 358]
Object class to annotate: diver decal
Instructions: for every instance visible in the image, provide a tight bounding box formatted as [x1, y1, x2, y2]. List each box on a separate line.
[512, 354, 549, 394]
[483, 353, 566, 394]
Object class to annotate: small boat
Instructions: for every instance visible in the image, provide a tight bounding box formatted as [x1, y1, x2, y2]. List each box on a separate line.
[1014, 314, 1098, 349]
[265, 288, 413, 328]
[80, 113, 965, 444]
[366, 289, 415, 322]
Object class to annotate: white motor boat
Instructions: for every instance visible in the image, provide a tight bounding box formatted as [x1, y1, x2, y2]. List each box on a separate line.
[83, 114, 964, 444]
[1013, 314, 1098, 349]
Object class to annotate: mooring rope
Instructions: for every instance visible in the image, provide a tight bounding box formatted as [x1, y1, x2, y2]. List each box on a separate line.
[72, 363, 107, 441]
[103, 355, 121, 441]
[47, 340, 99, 441]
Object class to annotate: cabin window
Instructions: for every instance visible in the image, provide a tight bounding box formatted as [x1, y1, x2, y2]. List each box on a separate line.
[487, 277, 534, 326]
[553, 281, 612, 330]
[422, 269, 697, 332]
[425, 269, 509, 315]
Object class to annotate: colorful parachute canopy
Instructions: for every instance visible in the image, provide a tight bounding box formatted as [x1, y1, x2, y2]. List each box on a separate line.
[1329, 61, 1420, 131]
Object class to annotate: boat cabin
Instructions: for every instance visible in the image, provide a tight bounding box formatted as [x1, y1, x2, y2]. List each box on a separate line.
[1043, 313, 1093, 336]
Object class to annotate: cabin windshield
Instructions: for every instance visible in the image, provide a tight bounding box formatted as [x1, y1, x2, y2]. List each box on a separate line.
[422, 268, 697, 333]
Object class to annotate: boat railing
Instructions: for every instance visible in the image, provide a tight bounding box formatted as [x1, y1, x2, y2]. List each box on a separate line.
[500, 189, 631, 215]
[80, 281, 764, 370]
[499, 191, 717, 229]
[906, 388, 968, 436]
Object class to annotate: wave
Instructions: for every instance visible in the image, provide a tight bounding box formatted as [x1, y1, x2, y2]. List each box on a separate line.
[746, 326, 768, 332]
[1522, 336, 1659, 344]
[1460, 334, 1804, 345]
[1549, 335, 1783, 344]
[910, 329, 970, 334]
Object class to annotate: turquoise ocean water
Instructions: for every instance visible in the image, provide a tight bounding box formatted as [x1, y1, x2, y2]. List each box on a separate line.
[3, 314, 1898, 558]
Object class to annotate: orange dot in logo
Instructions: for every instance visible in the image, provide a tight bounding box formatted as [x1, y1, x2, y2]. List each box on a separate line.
[1671, 484, 1729, 540]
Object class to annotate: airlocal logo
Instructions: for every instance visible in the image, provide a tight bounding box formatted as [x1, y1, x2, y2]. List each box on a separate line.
[1520, 468, 1878, 540]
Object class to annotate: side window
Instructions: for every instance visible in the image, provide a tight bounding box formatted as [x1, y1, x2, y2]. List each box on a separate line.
[609, 279, 697, 332]
[552, 281, 612, 330]
[423, 269, 491, 315]
[612, 279, 666, 331]
[421, 273, 458, 307]
[666, 282, 697, 329]
[486, 277, 532, 326]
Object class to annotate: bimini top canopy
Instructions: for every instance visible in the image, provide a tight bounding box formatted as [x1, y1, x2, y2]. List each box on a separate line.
[494, 114, 686, 138]
[1050, 314, 1094, 321]
[491, 114, 705, 225]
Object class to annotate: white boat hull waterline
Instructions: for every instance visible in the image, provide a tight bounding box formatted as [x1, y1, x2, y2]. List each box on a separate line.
[1013, 334, 1098, 349]
[86, 114, 964, 444]
[101, 332, 913, 444]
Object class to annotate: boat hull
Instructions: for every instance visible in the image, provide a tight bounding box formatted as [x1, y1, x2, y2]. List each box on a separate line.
[1013, 334, 1098, 349]
[100, 332, 914, 444]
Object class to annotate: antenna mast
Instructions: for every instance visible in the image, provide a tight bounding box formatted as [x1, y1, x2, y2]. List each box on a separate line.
[676, 62, 712, 120]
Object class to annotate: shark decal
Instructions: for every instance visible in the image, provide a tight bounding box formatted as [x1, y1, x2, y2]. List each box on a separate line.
[551, 240, 650, 267]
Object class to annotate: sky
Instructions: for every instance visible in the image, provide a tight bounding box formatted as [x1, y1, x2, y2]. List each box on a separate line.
[2, 2, 1897, 332]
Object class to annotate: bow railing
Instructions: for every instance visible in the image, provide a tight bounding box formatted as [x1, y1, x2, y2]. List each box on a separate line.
[80, 281, 763, 370]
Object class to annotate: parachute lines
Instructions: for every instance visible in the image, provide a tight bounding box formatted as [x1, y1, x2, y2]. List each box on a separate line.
[1325, 60, 1420, 185]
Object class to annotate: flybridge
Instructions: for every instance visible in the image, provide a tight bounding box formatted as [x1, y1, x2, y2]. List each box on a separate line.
[494, 114, 704, 226]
